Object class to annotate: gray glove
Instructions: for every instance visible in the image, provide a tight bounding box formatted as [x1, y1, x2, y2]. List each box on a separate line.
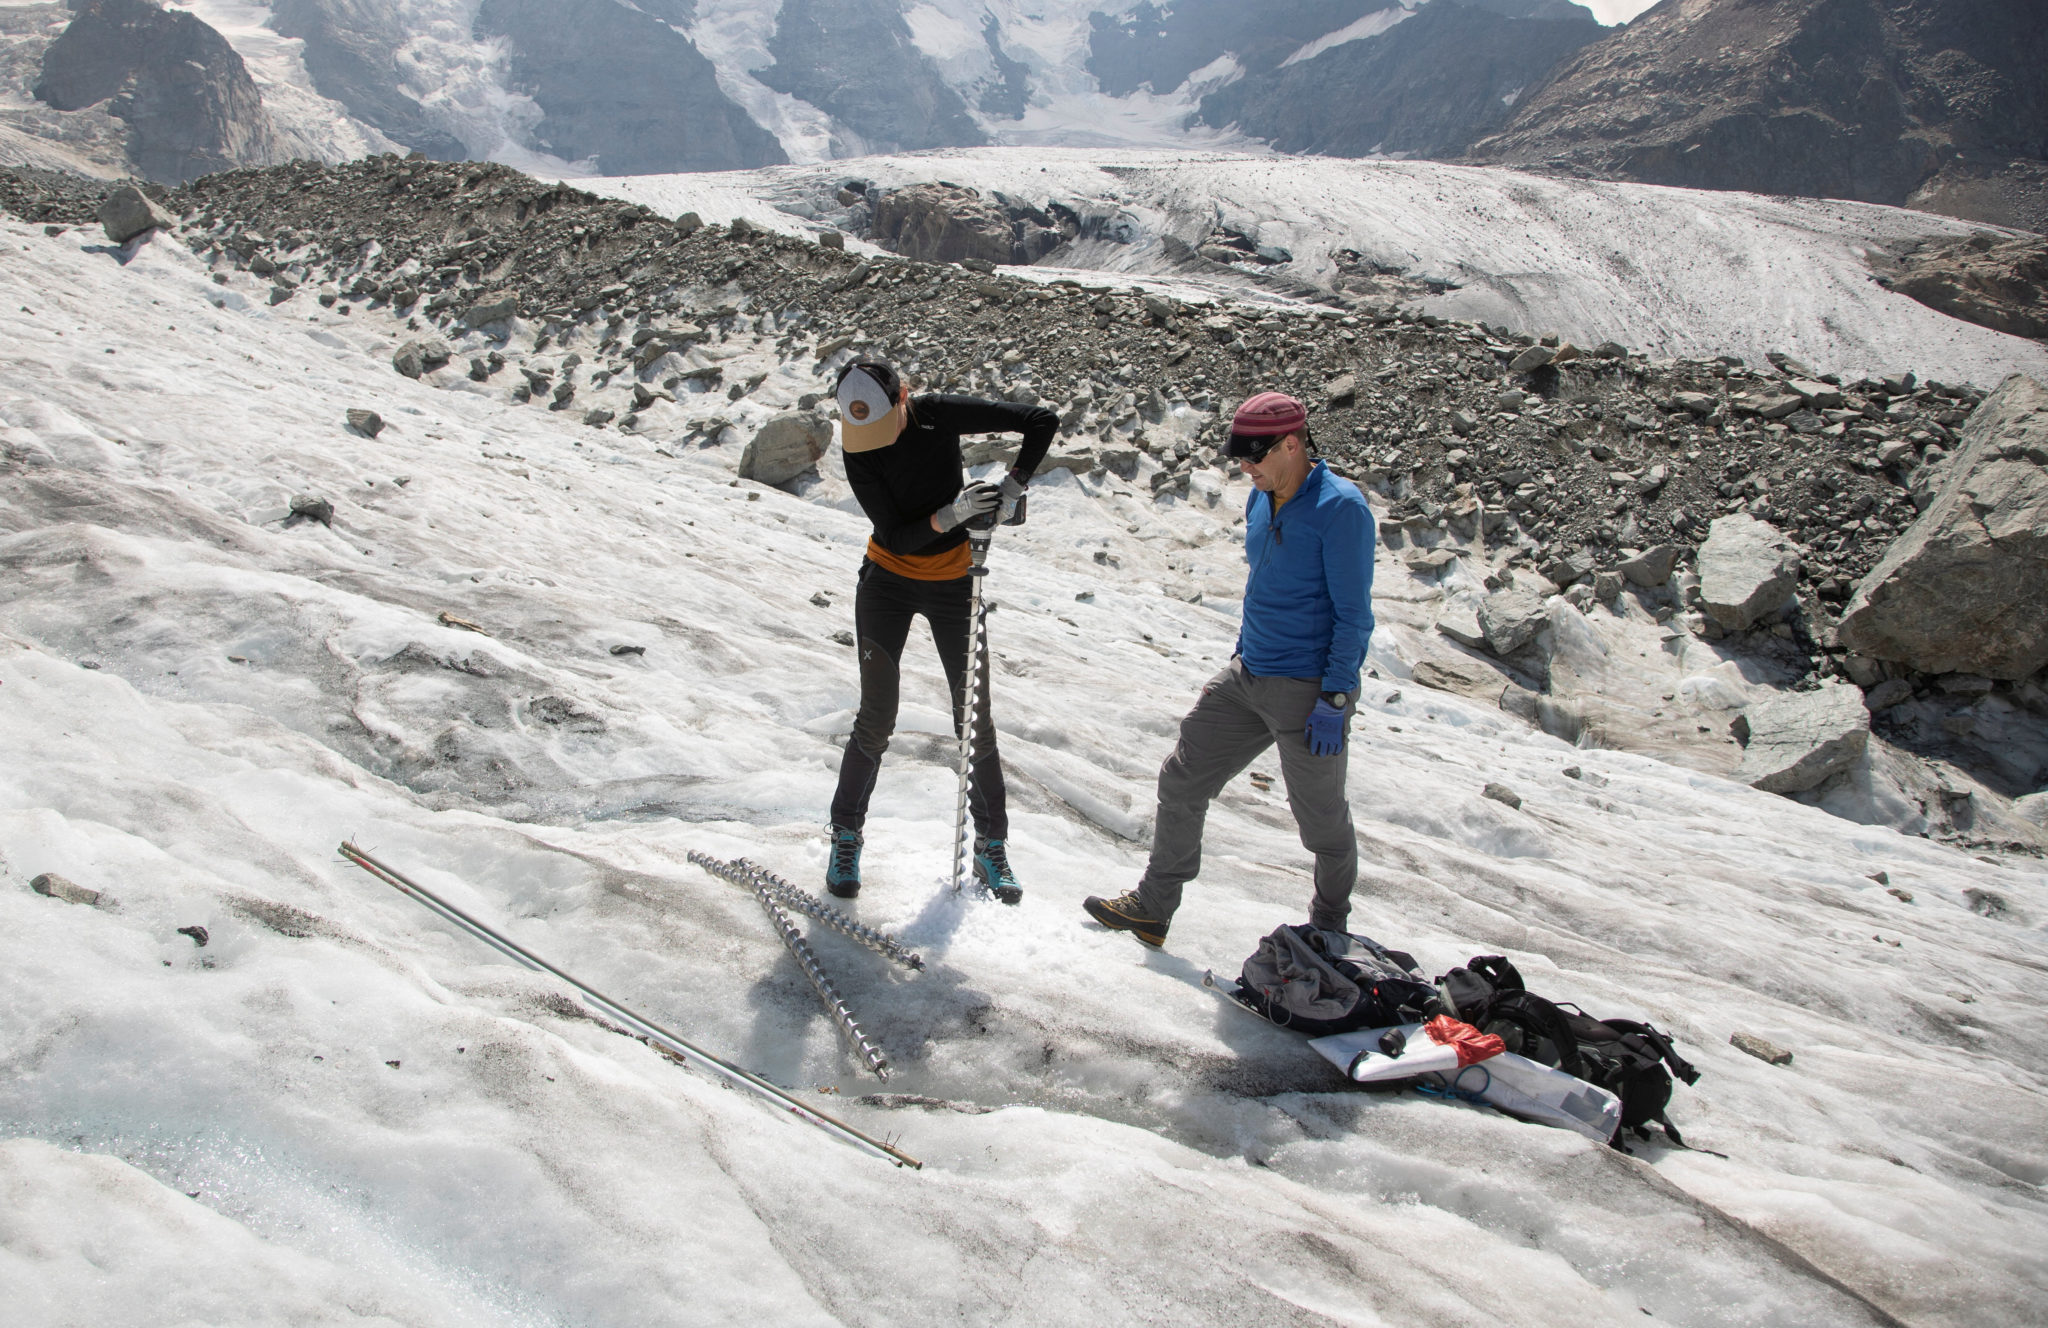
[998, 472, 1028, 525]
[933, 481, 1001, 533]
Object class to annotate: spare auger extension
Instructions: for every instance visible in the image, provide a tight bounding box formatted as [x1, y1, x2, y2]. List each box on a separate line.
[689, 852, 914, 1082]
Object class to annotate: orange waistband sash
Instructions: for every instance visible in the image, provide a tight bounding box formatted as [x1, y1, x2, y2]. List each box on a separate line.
[865, 538, 972, 581]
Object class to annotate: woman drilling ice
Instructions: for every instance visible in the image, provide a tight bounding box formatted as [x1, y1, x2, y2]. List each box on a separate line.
[825, 360, 1057, 903]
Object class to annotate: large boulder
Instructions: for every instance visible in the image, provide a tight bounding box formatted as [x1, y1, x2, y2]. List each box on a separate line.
[97, 184, 177, 243]
[391, 340, 450, 379]
[1887, 234, 2048, 341]
[870, 184, 1015, 267]
[1837, 375, 2048, 679]
[460, 291, 519, 326]
[1477, 589, 1548, 655]
[1732, 684, 1871, 794]
[739, 412, 832, 487]
[1696, 514, 1799, 630]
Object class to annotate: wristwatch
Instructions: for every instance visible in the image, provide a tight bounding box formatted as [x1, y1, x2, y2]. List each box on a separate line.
[1320, 691, 1349, 708]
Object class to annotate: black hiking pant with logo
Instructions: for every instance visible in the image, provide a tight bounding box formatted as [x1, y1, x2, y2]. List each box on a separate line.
[830, 559, 1007, 839]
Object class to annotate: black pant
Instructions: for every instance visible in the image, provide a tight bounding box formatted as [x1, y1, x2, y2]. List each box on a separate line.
[830, 560, 1007, 838]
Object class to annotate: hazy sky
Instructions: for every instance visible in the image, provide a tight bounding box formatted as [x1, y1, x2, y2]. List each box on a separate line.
[1582, 0, 1661, 23]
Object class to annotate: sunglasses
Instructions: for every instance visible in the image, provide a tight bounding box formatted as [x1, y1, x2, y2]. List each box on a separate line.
[1225, 432, 1285, 464]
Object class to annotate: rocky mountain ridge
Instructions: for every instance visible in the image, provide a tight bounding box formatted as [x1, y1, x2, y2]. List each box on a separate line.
[8, 152, 2042, 849]
[1194, 0, 1605, 159]
[28, 0, 288, 183]
[0, 0, 1626, 182]
[1471, 0, 2048, 234]
[6, 0, 2042, 248]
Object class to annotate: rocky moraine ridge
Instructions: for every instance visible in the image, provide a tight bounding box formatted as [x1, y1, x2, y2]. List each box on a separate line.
[7, 154, 2046, 849]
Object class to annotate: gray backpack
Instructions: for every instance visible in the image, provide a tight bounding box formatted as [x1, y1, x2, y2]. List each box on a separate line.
[1230, 925, 1436, 1036]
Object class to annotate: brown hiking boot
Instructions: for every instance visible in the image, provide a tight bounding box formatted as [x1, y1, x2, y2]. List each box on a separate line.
[1083, 890, 1168, 947]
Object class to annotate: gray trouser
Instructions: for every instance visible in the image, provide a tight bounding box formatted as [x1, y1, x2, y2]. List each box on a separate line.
[1138, 659, 1357, 930]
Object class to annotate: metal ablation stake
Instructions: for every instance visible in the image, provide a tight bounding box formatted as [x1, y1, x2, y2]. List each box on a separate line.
[338, 842, 920, 1168]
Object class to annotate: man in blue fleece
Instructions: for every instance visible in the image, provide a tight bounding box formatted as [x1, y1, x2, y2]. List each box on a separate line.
[1085, 391, 1376, 947]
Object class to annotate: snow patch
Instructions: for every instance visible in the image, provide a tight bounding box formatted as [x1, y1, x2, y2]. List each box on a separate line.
[1280, 1, 1427, 68]
[902, 3, 984, 63]
[685, 0, 839, 165]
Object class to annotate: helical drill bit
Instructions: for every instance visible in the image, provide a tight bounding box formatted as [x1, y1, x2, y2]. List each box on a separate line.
[689, 852, 893, 1079]
[687, 852, 923, 971]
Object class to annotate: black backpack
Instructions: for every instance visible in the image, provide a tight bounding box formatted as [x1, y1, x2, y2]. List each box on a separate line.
[1435, 954, 1701, 1149]
[1232, 925, 1439, 1038]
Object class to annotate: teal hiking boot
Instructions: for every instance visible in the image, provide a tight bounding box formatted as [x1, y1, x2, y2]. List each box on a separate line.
[973, 836, 1023, 905]
[825, 825, 863, 899]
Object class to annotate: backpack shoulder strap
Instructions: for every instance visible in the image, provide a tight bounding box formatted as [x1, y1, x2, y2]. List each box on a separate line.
[1468, 955, 1524, 993]
[1602, 1018, 1701, 1086]
[1488, 990, 1585, 1077]
[1637, 1023, 1700, 1086]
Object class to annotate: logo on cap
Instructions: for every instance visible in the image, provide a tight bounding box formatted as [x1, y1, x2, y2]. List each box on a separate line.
[836, 364, 896, 434]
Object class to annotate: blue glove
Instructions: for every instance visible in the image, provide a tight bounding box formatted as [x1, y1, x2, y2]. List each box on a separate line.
[1304, 697, 1346, 756]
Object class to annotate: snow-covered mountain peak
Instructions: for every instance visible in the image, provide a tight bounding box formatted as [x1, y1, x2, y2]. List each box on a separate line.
[2, 0, 1622, 177]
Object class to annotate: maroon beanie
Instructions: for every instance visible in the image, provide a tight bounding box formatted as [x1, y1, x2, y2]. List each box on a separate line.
[1230, 391, 1308, 437]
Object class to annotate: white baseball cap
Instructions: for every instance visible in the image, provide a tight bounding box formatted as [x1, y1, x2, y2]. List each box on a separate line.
[835, 362, 903, 452]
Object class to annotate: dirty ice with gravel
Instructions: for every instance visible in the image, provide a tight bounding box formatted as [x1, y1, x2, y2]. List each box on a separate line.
[0, 202, 2044, 1328]
[584, 148, 2048, 393]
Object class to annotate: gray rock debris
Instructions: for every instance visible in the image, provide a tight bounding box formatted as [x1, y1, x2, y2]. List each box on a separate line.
[1482, 782, 1522, 809]
[1618, 543, 1680, 587]
[1435, 600, 1487, 649]
[1409, 656, 1509, 700]
[345, 408, 384, 437]
[460, 291, 519, 326]
[288, 493, 335, 526]
[99, 184, 178, 243]
[31, 872, 106, 907]
[1732, 683, 1870, 793]
[1696, 513, 1799, 631]
[1730, 1032, 1793, 1066]
[4, 152, 1974, 665]
[1838, 375, 2048, 679]
[739, 411, 833, 487]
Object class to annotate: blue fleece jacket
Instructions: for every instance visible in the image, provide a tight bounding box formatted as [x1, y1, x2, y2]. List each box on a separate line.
[1237, 460, 1376, 694]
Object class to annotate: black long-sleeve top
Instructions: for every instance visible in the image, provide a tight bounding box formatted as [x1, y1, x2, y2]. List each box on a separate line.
[845, 394, 1058, 559]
